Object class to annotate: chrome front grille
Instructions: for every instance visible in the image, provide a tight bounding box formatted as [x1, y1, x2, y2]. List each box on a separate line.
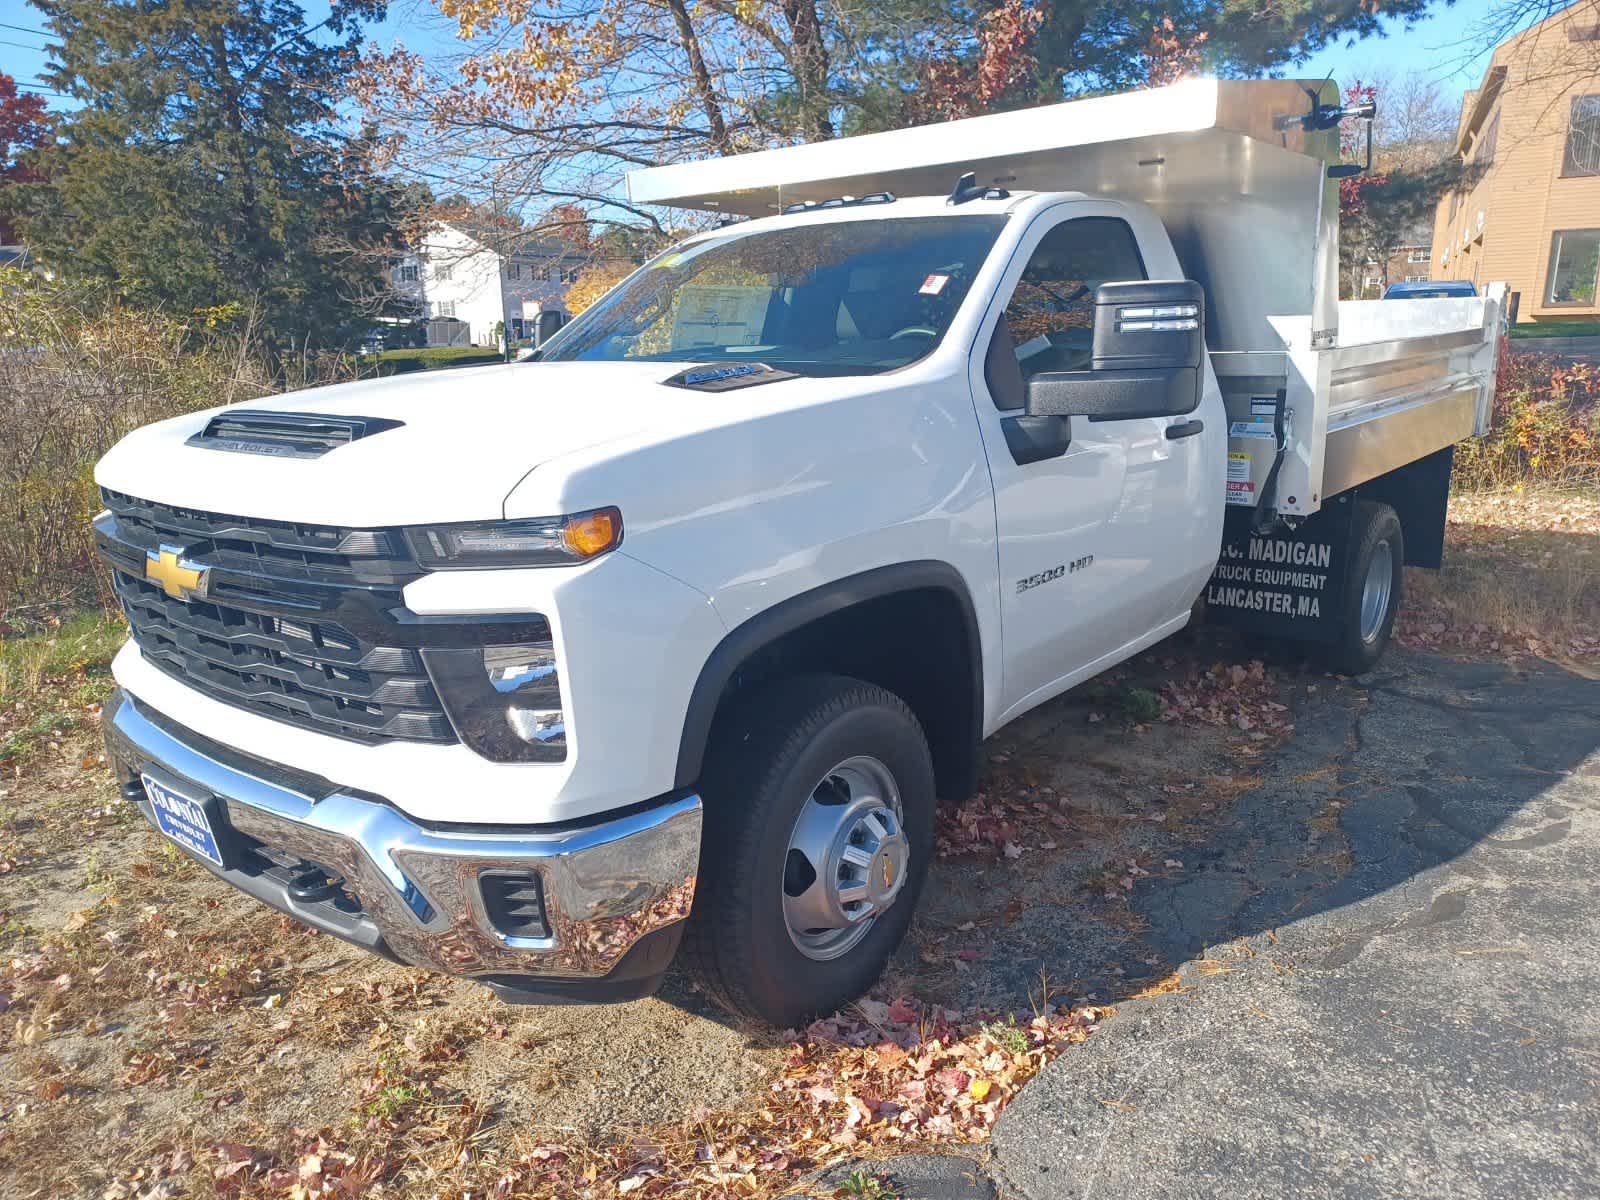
[98, 488, 419, 586]
[95, 489, 456, 745]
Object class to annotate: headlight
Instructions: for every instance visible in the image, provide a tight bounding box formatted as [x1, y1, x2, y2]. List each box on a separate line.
[423, 641, 566, 762]
[406, 508, 622, 569]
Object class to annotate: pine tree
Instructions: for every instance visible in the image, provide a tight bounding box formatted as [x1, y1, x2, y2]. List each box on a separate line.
[17, 0, 406, 358]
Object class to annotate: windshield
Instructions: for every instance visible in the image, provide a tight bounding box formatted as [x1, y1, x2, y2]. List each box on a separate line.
[540, 215, 1008, 377]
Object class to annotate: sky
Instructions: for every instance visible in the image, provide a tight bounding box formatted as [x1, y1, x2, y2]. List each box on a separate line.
[0, 0, 1535, 119]
[0, 0, 56, 103]
[1293, 0, 1515, 99]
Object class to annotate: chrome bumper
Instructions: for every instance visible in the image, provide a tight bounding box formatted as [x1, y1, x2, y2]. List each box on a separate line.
[102, 690, 702, 987]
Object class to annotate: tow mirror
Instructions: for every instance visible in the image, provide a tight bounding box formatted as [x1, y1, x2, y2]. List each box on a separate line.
[1025, 280, 1204, 421]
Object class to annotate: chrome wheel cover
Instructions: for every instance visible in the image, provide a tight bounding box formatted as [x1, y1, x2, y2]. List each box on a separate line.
[1360, 538, 1394, 643]
[782, 755, 909, 961]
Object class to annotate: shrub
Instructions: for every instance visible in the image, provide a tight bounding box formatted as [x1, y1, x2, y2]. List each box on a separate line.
[1453, 350, 1600, 491]
[0, 270, 358, 616]
[371, 346, 504, 374]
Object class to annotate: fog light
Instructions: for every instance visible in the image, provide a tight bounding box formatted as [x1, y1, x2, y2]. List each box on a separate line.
[506, 705, 564, 744]
[479, 869, 550, 941]
[424, 640, 567, 762]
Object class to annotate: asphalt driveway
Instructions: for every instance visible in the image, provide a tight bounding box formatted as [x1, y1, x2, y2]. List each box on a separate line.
[836, 648, 1600, 1199]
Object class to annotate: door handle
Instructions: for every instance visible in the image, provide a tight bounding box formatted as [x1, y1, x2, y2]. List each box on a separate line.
[1001, 414, 1071, 464]
[1165, 418, 1204, 440]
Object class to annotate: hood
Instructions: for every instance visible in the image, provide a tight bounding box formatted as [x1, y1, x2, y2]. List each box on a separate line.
[94, 360, 798, 527]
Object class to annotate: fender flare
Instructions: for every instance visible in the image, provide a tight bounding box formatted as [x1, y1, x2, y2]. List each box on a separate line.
[673, 561, 985, 789]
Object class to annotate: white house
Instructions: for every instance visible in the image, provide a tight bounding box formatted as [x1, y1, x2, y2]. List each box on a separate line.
[389, 222, 593, 348]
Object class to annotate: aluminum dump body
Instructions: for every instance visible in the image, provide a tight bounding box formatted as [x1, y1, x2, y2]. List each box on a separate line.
[627, 79, 1507, 517]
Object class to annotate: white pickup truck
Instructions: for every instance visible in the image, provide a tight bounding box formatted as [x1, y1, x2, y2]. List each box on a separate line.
[95, 78, 1506, 1026]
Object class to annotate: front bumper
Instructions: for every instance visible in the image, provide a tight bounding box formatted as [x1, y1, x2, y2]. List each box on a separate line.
[103, 689, 703, 1003]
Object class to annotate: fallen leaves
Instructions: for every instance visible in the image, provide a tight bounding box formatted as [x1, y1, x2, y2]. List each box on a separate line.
[772, 997, 1096, 1152]
[934, 780, 1088, 861]
[1159, 659, 1293, 741]
[76, 995, 1100, 1200]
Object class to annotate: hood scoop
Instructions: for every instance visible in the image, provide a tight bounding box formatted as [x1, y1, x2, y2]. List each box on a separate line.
[186, 411, 404, 459]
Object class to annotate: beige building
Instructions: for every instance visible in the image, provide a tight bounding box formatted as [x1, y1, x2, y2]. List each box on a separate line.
[1430, 0, 1600, 322]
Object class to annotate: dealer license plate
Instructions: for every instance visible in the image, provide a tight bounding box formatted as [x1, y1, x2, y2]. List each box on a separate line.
[142, 773, 225, 867]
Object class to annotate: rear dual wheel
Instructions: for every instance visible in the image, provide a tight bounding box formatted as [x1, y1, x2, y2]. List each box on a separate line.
[1325, 500, 1404, 675]
[682, 675, 935, 1028]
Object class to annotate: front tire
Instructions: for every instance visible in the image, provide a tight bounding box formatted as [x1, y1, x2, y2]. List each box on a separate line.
[681, 675, 935, 1027]
[1326, 500, 1404, 675]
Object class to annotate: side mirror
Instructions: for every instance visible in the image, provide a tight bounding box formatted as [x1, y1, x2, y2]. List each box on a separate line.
[1026, 280, 1204, 421]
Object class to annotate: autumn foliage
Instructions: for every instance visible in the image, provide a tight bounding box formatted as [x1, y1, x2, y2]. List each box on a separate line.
[564, 260, 634, 315]
[1455, 351, 1600, 490]
[1144, 16, 1209, 87]
[0, 71, 48, 242]
[911, 0, 1046, 123]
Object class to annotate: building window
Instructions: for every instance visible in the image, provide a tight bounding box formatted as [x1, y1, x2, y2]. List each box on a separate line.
[434, 263, 454, 282]
[1447, 190, 1461, 221]
[394, 263, 419, 284]
[1546, 230, 1600, 305]
[1562, 95, 1600, 176]
[433, 301, 458, 318]
[506, 263, 521, 280]
[1408, 248, 1429, 263]
[1406, 275, 1428, 283]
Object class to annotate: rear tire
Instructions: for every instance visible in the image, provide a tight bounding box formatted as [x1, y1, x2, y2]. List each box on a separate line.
[1325, 500, 1404, 675]
[681, 675, 935, 1027]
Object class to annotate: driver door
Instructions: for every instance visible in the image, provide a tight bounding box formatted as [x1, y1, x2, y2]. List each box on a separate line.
[969, 206, 1218, 720]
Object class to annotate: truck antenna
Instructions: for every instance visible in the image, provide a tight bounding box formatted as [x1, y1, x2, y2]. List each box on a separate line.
[947, 172, 1010, 206]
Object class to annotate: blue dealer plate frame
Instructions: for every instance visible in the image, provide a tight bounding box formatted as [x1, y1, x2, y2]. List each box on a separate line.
[142, 772, 226, 867]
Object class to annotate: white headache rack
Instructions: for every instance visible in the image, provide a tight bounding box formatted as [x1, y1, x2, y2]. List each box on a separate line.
[627, 79, 1507, 519]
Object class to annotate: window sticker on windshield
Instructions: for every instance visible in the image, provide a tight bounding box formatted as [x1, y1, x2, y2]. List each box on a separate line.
[919, 274, 950, 295]
[670, 285, 770, 351]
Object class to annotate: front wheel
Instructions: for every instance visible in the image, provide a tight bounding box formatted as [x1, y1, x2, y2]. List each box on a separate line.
[1325, 500, 1404, 675]
[680, 675, 935, 1027]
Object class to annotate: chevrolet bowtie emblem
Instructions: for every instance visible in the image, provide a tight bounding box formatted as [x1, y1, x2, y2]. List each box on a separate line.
[145, 545, 210, 601]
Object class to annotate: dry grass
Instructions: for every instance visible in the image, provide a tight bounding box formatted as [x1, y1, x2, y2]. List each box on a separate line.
[0, 271, 363, 618]
[1126, 972, 1184, 1000]
[1400, 486, 1600, 665]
